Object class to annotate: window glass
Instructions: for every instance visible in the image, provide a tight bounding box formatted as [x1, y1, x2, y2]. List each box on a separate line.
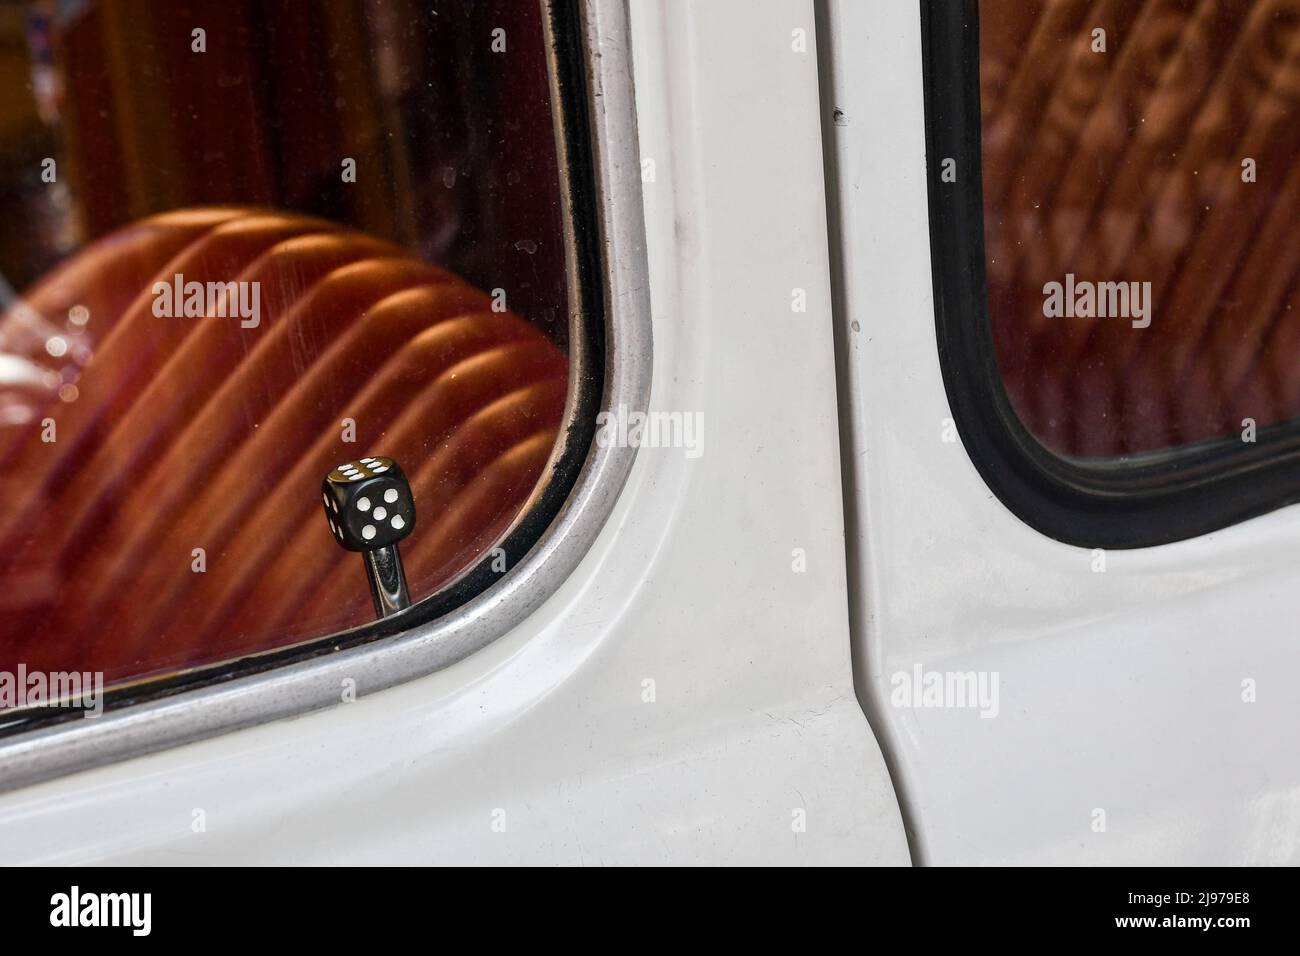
[0, 0, 569, 697]
[979, 0, 1300, 459]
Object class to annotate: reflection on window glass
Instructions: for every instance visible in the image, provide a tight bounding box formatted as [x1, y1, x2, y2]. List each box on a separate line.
[980, 0, 1300, 459]
[0, 0, 569, 696]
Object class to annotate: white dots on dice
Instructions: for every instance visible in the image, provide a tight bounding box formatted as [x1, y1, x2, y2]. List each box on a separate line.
[356, 496, 371, 512]
[373, 506, 387, 520]
[371, 465, 388, 473]
[384, 488, 399, 504]
[362, 524, 377, 540]
[390, 514, 405, 530]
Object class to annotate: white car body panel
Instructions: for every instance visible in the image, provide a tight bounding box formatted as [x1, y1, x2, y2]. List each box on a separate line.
[821, 0, 1300, 866]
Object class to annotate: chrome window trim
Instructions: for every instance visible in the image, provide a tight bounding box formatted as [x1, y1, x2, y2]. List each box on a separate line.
[0, 0, 651, 793]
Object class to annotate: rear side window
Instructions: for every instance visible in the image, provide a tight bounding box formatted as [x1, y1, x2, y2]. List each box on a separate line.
[923, 0, 1300, 547]
[0, 1, 577, 707]
[981, 0, 1300, 458]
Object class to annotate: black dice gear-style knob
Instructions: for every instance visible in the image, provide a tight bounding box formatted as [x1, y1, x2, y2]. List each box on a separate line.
[322, 456, 416, 551]
[322, 456, 416, 618]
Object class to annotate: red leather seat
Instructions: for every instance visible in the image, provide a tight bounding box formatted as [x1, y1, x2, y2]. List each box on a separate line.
[0, 208, 567, 684]
[980, 0, 1300, 457]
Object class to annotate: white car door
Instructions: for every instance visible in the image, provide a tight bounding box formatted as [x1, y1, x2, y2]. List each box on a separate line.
[822, 0, 1300, 865]
[0, 0, 909, 866]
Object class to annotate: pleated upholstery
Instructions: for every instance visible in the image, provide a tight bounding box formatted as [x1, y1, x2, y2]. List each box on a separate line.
[0, 208, 566, 684]
[980, 0, 1300, 457]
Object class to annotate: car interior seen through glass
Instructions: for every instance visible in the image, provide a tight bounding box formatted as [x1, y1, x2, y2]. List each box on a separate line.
[0, 0, 570, 694]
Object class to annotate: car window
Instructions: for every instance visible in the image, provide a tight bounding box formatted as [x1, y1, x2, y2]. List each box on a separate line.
[923, 0, 1300, 547]
[979, 0, 1300, 459]
[0, 0, 572, 700]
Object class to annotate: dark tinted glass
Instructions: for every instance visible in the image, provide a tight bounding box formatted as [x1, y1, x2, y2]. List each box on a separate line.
[0, 0, 569, 696]
[980, 0, 1300, 458]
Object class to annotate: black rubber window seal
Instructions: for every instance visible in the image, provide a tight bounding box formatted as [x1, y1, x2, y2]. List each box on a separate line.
[921, 0, 1300, 550]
